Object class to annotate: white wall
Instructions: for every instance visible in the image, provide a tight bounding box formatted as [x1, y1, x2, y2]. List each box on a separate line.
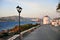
[43, 17, 50, 24]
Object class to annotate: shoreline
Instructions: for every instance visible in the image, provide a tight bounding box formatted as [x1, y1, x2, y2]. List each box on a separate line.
[0, 23, 39, 38]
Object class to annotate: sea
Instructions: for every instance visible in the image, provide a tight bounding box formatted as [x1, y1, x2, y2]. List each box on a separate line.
[0, 21, 37, 32]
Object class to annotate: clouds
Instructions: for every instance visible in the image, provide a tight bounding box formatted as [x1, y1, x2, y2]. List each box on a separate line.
[23, 2, 39, 8]
[4, 0, 17, 2]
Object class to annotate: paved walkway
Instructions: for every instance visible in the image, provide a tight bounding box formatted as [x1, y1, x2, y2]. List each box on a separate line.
[22, 25, 60, 40]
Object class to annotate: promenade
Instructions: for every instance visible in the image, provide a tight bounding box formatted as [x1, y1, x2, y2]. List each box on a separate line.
[0, 25, 60, 40]
[23, 25, 60, 40]
[15, 25, 60, 40]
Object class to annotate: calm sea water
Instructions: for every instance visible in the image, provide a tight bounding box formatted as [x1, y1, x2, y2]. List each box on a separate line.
[0, 21, 37, 31]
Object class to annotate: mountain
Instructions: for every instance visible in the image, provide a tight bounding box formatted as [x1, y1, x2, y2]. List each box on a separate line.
[0, 16, 32, 22]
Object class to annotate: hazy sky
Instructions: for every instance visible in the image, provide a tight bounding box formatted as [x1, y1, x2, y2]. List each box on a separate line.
[0, 0, 59, 18]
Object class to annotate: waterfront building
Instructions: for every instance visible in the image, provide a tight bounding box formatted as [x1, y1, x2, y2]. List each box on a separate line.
[43, 16, 50, 24]
[51, 17, 60, 26]
[58, 18, 60, 26]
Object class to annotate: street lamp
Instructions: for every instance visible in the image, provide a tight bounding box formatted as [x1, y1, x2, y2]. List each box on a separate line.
[16, 6, 22, 33]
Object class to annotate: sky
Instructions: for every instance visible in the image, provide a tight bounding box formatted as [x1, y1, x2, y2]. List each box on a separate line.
[0, 0, 59, 18]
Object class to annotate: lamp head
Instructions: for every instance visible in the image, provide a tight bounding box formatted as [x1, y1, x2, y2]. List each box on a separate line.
[16, 6, 22, 13]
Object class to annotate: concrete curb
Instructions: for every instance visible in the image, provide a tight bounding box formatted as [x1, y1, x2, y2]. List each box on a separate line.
[7, 27, 37, 40]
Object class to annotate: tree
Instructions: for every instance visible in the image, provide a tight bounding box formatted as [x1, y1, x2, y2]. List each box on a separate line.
[56, 3, 60, 13]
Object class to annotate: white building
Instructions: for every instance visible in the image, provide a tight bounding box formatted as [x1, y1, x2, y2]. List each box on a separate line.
[43, 16, 50, 24]
[51, 20, 58, 26]
[51, 17, 60, 26]
[59, 19, 60, 25]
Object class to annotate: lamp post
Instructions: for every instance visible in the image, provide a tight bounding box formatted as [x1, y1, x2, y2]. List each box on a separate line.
[16, 6, 22, 34]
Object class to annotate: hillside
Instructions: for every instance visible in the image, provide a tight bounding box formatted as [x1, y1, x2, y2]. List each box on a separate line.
[0, 16, 32, 22]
